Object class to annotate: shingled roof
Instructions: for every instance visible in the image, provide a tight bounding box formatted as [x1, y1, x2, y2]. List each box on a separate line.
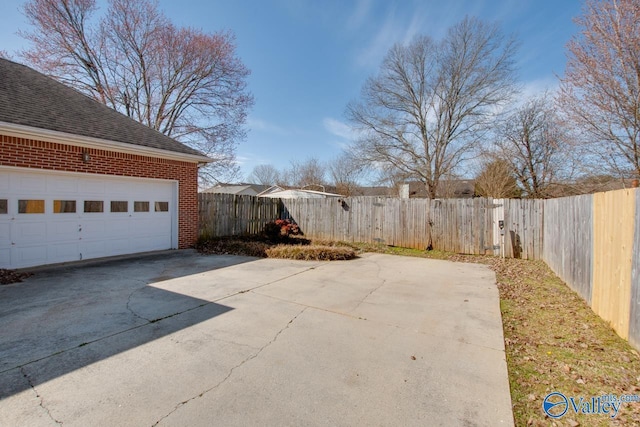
[0, 58, 207, 159]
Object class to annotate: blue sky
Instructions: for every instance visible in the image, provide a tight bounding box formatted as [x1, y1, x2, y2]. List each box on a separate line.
[0, 0, 584, 181]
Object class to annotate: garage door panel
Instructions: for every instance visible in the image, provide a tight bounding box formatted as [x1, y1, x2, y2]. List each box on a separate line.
[105, 218, 130, 235]
[48, 243, 80, 263]
[81, 219, 107, 236]
[0, 223, 10, 247]
[107, 239, 134, 256]
[79, 240, 108, 259]
[106, 180, 135, 195]
[47, 176, 79, 193]
[13, 221, 47, 244]
[13, 245, 48, 267]
[78, 180, 106, 194]
[0, 248, 10, 267]
[0, 173, 9, 192]
[48, 220, 80, 240]
[130, 218, 163, 234]
[17, 175, 46, 193]
[1, 169, 177, 268]
[132, 236, 169, 252]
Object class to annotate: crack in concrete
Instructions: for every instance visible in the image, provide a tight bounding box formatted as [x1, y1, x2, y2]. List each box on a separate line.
[351, 278, 387, 313]
[350, 261, 386, 313]
[125, 287, 152, 323]
[152, 307, 308, 427]
[252, 290, 368, 321]
[20, 367, 63, 425]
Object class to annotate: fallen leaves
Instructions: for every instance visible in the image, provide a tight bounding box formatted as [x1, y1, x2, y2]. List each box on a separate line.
[0, 268, 32, 285]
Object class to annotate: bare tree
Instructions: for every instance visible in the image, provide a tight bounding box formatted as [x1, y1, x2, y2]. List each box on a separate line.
[247, 164, 279, 186]
[474, 158, 521, 198]
[327, 152, 366, 196]
[279, 158, 327, 189]
[495, 94, 568, 198]
[559, 0, 640, 179]
[20, 0, 253, 184]
[347, 17, 518, 198]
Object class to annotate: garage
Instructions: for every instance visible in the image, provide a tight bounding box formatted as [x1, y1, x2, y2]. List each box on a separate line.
[0, 168, 178, 269]
[0, 58, 210, 269]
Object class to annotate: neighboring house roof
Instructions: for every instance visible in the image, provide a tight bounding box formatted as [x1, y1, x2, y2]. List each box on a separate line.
[201, 183, 272, 196]
[407, 180, 475, 198]
[0, 58, 208, 161]
[545, 177, 638, 198]
[356, 181, 476, 198]
[357, 186, 396, 197]
[258, 188, 343, 199]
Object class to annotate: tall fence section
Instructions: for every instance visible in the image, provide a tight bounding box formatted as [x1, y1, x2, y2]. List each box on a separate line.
[199, 189, 640, 350]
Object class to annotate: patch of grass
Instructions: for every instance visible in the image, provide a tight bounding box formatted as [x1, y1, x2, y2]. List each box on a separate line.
[488, 258, 640, 426]
[265, 244, 356, 261]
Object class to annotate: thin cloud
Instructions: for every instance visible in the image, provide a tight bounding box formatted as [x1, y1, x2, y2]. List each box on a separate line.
[520, 77, 560, 100]
[353, 4, 438, 69]
[347, 0, 372, 31]
[247, 117, 290, 135]
[355, 9, 403, 68]
[323, 117, 356, 141]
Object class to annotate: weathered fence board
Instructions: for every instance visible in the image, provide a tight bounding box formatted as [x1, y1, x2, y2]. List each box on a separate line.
[199, 193, 281, 238]
[592, 189, 636, 340]
[629, 189, 640, 350]
[199, 194, 499, 254]
[503, 199, 544, 260]
[542, 194, 593, 304]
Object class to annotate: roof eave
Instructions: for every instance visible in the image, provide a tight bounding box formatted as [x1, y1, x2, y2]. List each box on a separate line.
[0, 121, 213, 164]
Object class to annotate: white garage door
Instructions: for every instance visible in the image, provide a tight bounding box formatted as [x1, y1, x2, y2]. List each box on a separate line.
[0, 168, 178, 269]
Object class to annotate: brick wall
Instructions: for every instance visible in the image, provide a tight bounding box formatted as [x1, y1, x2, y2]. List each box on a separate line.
[0, 134, 199, 248]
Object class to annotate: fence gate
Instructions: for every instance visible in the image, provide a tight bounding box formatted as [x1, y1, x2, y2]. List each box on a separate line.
[491, 199, 505, 257]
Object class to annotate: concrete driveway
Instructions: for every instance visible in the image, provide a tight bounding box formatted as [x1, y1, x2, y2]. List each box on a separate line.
[0, 250, 513, 426]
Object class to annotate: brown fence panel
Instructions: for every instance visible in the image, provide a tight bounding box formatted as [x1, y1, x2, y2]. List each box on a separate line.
[200, 195, 541, 258]
[198, 193, 282, 238]
[503, 199, 544, 260]
[542, 194, 593, 303]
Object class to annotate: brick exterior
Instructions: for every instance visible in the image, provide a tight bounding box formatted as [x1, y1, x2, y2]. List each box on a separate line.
[0, 134, 199, 249]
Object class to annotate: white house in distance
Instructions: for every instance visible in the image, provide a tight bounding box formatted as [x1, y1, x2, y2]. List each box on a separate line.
[200, 183, 272, 196]
[257, 186, 343, 199]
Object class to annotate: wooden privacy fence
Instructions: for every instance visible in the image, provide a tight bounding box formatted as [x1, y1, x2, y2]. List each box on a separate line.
[198, 194, 542, 257]
[198, 193, 282, 238]
[541, 189, 640, 350]
[281, 197, 497, 254]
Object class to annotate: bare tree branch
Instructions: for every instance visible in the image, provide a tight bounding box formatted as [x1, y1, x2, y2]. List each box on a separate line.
[559, 0, 640, 179]
[19, 0, 253, 186]
[347, 17, 518, 198]
[247, 164, 280, 186]
[494, 93, 571, 198]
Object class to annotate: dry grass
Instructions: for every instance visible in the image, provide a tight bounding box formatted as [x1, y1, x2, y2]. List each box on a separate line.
[195, 235, 356, 261]
[265, 244, 356, 261]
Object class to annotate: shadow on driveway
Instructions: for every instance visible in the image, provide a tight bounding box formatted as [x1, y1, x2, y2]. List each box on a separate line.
[0, 250, 251, 398]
